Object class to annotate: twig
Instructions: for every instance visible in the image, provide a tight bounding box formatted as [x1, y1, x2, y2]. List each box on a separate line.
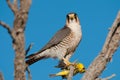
[0, 21, 12, 34]
[6, 0, 18, 14]
[95, 74, 116, 80]
[67, 65, 75, 80]
[26, 68, 32, 80]
[6, 0, 14, 10]
[81, 11, 120, 80]
[67, 61, 77, 80]
[26, 43, 34, 55]
[20, 0, 32, 12]
[13, 0, 18, 9]
[3, 0, 32, 80]
[102, 74, 116, 80]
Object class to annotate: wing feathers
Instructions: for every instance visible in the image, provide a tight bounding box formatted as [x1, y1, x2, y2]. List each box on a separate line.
[26, 26, 71, 65]
[38, 26, 71, 53]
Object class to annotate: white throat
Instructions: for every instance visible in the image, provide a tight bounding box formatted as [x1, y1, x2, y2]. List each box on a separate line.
[68, 22, 81, 32]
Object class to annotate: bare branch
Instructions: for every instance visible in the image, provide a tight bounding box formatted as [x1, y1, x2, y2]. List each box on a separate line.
[26, 43, 34, 55]
[102, 74, 116, 80]
[20, 0, 32, 12]
[95, 74, 116, 80]
[6, 0, 18, 14]
[3, 0, 32, 80]
[27, 0, 32, 11]
[0, 72, 4, 80]
[6, 0, 14, 10]
[81, 11, 120, 80]
[12, 0, 32, 79]
[26, 68, 32, 80]
[67, 61, 78, 80]
[67, 65, 75, 80]
[0, 21, 12, 34]
[13, 0, 18, 10]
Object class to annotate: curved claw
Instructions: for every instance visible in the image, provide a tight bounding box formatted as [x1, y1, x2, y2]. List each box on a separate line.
[62, 58, 73, 66]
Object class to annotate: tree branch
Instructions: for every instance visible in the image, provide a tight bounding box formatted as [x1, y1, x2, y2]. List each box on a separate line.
[0, 21, 12, 34]
[4, 0, 32, 80]
[67, 65, 75, 80]
[6, 0, 18, 15]
[26, 43, 33, 55]
[6, 0, 14, 10]
[95, 74, 116, 80]
[26, 68, 32, 80]
[101, 74, 116, 80]
[81, 11, 120, 80]
[20, 0, 32, 12]
[0, 72, 4, 80]
[13, 0, 18, 9]
[67, 60, 78, 80]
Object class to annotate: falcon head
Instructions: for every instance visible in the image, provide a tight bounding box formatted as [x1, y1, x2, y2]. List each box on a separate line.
[66, 13, 80, 25]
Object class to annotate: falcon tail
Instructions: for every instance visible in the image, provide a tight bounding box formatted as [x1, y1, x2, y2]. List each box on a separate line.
[26, 52, 48, 66]
[49, 74, 57, 77]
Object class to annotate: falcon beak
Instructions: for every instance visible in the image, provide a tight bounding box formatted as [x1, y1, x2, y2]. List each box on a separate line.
[69, 14, 75, 21]
[70, 17, 74, 21]
[66, 13, 80, 25]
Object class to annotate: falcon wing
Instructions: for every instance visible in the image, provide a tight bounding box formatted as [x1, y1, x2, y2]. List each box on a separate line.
[39, 26, 71, 53]
[26, 26, 71, 58]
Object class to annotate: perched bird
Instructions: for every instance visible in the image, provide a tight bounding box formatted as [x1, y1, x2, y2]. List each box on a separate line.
[26, 13, 82, 66]
[49, 63, 85, 78]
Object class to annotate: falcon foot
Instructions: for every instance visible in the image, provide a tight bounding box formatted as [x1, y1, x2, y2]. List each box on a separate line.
[55, 58, 74, 69]
[62, 58, 74, 67]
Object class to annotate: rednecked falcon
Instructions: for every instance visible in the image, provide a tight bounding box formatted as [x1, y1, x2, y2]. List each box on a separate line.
[26, 13, 82, 66]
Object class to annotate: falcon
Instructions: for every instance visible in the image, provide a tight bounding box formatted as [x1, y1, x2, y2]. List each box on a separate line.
[26, 13, 82, 67]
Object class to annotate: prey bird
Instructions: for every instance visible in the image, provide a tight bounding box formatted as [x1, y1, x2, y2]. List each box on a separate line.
[26, 13, 82, 67]
[49, 62, 85, 79]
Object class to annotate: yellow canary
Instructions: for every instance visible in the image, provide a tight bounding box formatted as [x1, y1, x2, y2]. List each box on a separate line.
[49, 70, 69, 78]
[49, 63, 85, 78]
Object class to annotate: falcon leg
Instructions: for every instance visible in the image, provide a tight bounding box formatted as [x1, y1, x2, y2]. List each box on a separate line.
[62, 58, 72, 66]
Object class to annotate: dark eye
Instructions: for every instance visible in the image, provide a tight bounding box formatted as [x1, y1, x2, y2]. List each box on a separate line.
[67, 15, 69, 18]
[74, 14, 77, 20]
[74, 13, 77, 17]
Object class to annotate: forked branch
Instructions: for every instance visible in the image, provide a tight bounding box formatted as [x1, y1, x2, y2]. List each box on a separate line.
[0, 21, 12, 34]
[6, 0, 18, 14]
[81, 11, 120, 80]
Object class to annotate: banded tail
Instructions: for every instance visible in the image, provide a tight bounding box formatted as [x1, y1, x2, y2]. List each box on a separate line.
[26, 52, 48, 66]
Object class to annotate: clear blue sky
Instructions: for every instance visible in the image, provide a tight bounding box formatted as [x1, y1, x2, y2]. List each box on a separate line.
[0, 0, 120, 80]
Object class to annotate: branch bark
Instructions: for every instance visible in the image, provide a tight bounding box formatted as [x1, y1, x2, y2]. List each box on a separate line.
[12, 0, 31, 79]
[96, 74, 116, 80]
[0, 72, 4, 80]
[0, 0, 31, 80]
[67, 65, 75, 80]
[6, 0, 18, 15]
[26, 68, 32, 80]
[0, 21, 12, 34]
[81, 11, 120, 80]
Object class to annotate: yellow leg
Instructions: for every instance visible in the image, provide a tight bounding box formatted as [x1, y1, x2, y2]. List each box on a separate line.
[62, 58, 72, 66]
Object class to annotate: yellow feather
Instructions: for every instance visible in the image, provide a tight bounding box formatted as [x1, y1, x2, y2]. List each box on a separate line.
[56, 70, 69, 76]
[50, 62, 85, 78]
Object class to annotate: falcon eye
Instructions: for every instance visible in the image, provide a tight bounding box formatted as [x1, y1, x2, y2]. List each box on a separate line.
[66, 14, 69, 20]
[74, 14, 77, 21]
[75, 13, 77, 15]
[67, 14, 69, 18]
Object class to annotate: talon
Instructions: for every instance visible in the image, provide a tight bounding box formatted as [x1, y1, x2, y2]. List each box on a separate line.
[62, 58, 72, 66]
